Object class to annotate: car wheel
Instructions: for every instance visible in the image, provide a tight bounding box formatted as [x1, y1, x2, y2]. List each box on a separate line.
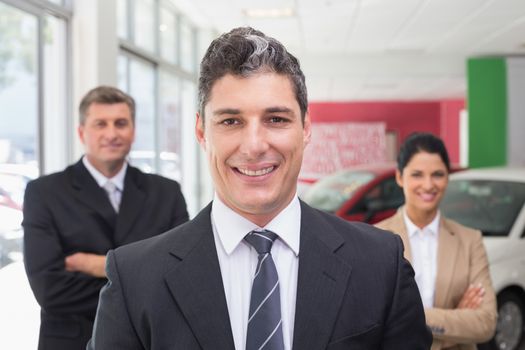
[489, 291, 525, 350]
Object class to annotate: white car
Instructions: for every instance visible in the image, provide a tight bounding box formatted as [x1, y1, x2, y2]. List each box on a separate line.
[441, 167, 525, 350]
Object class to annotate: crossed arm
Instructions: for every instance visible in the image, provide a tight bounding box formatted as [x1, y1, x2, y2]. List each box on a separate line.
[65, 252, 106, 278]
[425, 232, 498, 345]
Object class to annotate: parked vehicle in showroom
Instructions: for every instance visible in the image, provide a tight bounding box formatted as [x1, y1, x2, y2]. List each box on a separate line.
[301, 163, 404, 224]
[441, 167, 525, 350]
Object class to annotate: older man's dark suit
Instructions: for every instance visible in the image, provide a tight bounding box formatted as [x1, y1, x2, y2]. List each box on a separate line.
[88, 201, 432, 349]
[22, 159, 189, 350]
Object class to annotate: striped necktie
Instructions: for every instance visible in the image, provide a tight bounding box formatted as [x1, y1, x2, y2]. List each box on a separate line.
[244, 230, 285, 350]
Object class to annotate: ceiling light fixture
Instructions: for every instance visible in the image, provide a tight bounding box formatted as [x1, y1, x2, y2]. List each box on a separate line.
[243, 7, 295, 18]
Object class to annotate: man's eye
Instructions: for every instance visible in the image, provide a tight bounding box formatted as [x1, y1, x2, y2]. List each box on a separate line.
[220, 118, 238, 126]
[115, 120, 129, 128]
[269, 116, 288, 123]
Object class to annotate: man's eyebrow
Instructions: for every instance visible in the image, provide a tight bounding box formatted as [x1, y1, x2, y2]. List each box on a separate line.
[266, 106, 293, 114]
[212, 106, 294, 116]
[213, 108, 241, 116]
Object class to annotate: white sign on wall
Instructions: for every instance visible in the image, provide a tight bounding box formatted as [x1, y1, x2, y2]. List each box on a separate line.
[300, 122, 387, 180]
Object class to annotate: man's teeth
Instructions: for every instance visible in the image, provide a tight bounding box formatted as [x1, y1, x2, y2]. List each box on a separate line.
[238, 166, 274, 176]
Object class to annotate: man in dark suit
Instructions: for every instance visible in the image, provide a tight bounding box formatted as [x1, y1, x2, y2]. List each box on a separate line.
[22, 86, 189, 350]
[88, 28, 431, 349]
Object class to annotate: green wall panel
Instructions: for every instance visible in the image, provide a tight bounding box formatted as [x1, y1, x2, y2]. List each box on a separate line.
[467, 58, 507, 168]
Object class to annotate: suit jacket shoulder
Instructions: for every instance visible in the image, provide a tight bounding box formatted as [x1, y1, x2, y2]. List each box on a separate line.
[301, 203, 403, 259]
[26, 163, 74, 191]
[441, 217, 482, 240]
[125, 164, 183, 190]
[295, 202, 431, 349]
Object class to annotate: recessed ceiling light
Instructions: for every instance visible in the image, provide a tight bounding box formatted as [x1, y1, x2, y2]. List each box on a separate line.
[243, 7, 295, 18]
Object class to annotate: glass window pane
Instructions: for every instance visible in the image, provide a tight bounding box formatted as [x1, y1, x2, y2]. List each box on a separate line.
[128, 57, 156, 172]
[159, 70, 181, 180]
[118, 54, 128, 91]
[43, 15, 68, 173]
[159, 6, 176, 64]
[180, 20, 194, 73]
[0, 3, 38, 168]
[134, 0, 155, 53]
[180, 79, 200, 213]
[117, 0, 128, 40]
[0, 3, 40, 349]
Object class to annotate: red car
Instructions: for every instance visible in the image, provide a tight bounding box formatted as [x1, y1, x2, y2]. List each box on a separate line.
[301, 163, 403, 224]
[302, 163, 464, 224]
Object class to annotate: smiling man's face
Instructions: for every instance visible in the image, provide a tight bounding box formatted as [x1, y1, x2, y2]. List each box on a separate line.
[196, 72, 311, 226]
[78, 102, 135, 177]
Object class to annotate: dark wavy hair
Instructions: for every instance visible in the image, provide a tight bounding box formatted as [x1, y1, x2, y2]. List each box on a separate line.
[198, 27, 307, 122]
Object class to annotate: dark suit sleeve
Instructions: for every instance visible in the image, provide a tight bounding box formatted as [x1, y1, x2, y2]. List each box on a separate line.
[381, 235, 432, 349]
[23, 181, 107, 315]
[87, 250, 143, 349]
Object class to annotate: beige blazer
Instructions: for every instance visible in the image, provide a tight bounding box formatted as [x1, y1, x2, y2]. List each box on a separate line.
[376, 207, 497, 350]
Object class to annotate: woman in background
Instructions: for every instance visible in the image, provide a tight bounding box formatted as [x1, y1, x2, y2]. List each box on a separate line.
[376, 132, 497, 350]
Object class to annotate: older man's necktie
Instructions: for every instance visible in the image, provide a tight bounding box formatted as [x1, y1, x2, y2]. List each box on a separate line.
[244, 230, 285, 350]
[103, 181, 120, 213]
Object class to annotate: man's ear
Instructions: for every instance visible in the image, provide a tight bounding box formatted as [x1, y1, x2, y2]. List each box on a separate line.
[303, 112, 312, 147]
[195, 112, 206, 150]
[78, 125, 85, 145]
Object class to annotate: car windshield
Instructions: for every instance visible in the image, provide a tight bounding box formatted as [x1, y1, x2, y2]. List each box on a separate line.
[302, 170, 375, 212]
[441, 179, 525, 237]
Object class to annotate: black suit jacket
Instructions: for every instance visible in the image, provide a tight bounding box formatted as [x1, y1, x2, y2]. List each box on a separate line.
[22, 159, 189, 350]
[88, 201, 431, 349]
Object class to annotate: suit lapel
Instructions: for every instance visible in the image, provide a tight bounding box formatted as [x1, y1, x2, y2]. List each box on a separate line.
[68, 160, 117, 234]
[434, 218, 459, 308]
[292, 202, 352, 350]
[115, 166, 146, 242]
[164, 205, 235, 350]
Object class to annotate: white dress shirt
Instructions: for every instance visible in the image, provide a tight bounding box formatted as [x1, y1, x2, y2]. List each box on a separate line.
[211, 194, 300, 350]
[82, 156, 127, 207]
[403, 209, 440, 308]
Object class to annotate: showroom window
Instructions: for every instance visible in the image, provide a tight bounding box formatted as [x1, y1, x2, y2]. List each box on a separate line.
[117, 0, 197, 183]
[0, 1, 71, 348]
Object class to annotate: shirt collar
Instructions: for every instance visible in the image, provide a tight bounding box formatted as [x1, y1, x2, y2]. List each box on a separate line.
[211, 194, 301, 257]
[403, 208, 440, 238]
[82, 156, 127, 191]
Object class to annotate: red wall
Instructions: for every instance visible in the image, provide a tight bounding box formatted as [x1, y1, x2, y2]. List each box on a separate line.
[307, 100, 464, 164]
[439, 100, 464, 165]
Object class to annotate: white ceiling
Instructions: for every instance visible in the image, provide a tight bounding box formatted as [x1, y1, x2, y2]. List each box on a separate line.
[174, 0, 525, 101]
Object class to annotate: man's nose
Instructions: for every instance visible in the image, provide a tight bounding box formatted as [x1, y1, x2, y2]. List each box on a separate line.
[239, 122, 269, 157]
[103, 125, 118, 139]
